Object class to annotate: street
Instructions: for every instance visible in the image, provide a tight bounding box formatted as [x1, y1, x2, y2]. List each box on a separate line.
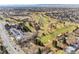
[0, 21, 25, 54]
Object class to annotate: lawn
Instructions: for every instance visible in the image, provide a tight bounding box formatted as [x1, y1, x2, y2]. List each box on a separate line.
[40, 25, 76, 44]
[32, 13, 77, 44]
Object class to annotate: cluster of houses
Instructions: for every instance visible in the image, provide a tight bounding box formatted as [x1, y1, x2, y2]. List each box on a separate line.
[4, 23, 36, 43]
[53, 28, 79, 54]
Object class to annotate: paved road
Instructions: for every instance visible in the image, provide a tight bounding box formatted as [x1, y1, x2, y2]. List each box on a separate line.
[0, 21, 25, 54]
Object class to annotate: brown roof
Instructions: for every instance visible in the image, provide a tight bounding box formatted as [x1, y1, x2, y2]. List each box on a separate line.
[75, 29, 79, 34]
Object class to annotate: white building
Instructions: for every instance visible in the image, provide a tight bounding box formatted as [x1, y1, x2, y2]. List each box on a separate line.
[10, 28, 23, 41]
[65, 46, 76, 54]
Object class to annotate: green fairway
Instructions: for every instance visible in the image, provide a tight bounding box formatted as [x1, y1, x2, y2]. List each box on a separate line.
[32, 13, 78, 44]
[40, 25, 77, 44]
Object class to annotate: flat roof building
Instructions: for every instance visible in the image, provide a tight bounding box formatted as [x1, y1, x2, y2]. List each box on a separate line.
[10, 28, 23, 41]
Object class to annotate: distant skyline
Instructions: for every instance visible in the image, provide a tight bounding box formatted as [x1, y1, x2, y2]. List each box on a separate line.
[0, 4, 79, 8]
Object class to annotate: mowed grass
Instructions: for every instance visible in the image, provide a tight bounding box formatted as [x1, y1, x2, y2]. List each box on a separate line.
[40, 25, 77, 44]
[32, 13, 77, 44]
[25, 22, 36, 32]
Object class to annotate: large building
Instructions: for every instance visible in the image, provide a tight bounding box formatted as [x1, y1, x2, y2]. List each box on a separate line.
[10, 28, 23, 41]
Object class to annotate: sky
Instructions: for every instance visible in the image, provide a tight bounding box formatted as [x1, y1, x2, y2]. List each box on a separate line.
[0, 0, 79, 8]
[0, 0, 27, 5]
[0, 0, 79, 5]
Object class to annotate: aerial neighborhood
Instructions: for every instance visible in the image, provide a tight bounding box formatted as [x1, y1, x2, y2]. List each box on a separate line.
[0, 5, 79, 54]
